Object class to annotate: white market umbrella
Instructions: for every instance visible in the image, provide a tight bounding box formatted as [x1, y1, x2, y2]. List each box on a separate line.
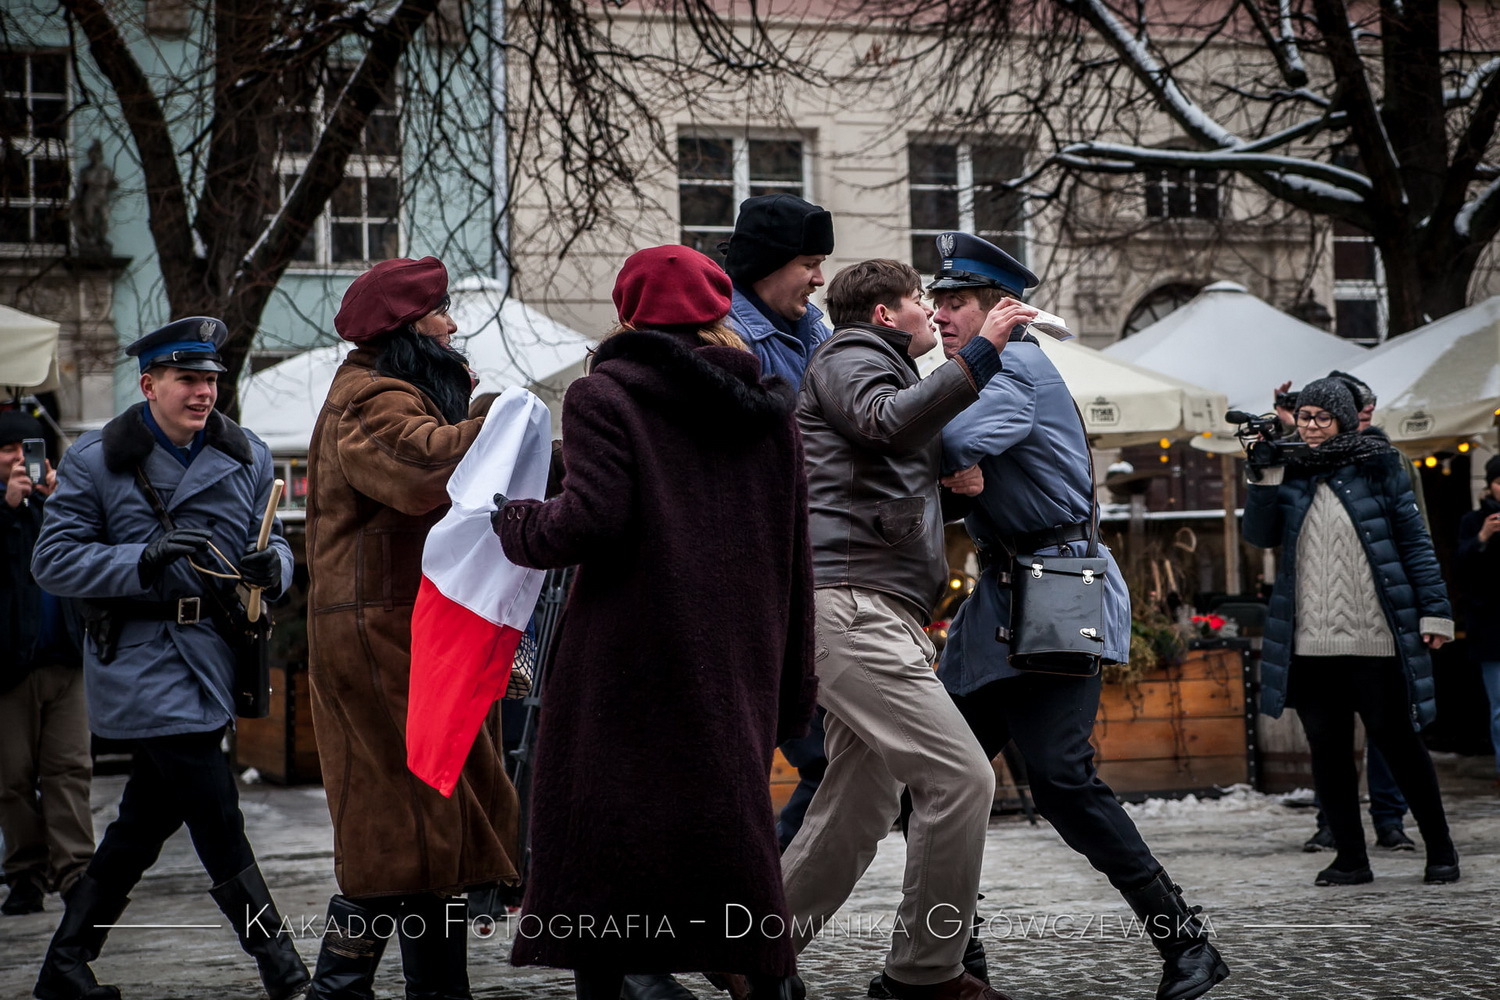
[0, 303, 61, 395]
[1343, 296, 1500, 447]
[1103, 281, 1367, 446]
[241, 278, 594, 454]
[914, 333, 1224, 446]
[1036, 336, 1226, 447]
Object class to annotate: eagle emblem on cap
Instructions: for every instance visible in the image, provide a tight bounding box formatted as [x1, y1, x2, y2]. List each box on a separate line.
[198, 320, 215, 341]
[936, 233, 956, 261]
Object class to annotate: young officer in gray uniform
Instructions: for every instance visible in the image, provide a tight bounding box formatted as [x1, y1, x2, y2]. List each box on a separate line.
[930, 234, 1229, 1000]
[29, 318, 308, 1000]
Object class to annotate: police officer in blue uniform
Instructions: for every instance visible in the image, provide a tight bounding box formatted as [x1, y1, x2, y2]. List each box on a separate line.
[930, 235, 1229, 1000]
[29, 318, 308, 1000]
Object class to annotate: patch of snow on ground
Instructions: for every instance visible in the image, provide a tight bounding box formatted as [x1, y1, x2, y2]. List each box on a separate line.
[1121, 784, 1297, 821]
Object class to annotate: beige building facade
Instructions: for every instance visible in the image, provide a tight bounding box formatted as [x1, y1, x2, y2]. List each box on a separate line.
[506, 8, 1500, 351]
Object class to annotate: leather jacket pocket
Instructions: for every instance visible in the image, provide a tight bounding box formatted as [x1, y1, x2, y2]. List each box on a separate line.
[874, 497, 926, 546]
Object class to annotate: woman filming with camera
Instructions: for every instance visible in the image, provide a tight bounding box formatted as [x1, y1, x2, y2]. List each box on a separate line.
[1243, 377, 1459, 887]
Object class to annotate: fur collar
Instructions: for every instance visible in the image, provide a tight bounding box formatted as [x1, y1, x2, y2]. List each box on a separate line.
[590, 330, 794, 435]
[102, 401, 253, 473]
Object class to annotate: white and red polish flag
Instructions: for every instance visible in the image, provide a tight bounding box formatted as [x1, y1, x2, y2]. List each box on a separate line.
[407, 386, 551, 796]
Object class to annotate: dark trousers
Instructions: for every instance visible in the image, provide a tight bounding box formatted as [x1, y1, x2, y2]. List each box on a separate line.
[951, 672, 1159, 890]
[1311, 743, 1409, 832]
[1289, 655, 1453, 864]
[86, 728, 255, 894]
[775, 709, 827, 852]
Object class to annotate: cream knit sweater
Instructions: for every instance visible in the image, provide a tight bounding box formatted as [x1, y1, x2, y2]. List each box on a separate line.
[1294, 483, 1394, 656]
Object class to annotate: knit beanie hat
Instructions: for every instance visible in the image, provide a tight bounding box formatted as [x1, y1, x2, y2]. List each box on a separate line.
[721, 194, 835, 287]
[0, 410, 43, 447]
[335, 257, 449, 343]
[613, 245, 732, 330]
[1485, 454, 1500, 486]
[1296, 377, 1359, 433]
[1328, 369, 1376, 409]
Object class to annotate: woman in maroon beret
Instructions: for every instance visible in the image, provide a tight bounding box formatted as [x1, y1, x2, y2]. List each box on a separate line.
[493, 246, 817, 1000]
[304, 256, 519, 999]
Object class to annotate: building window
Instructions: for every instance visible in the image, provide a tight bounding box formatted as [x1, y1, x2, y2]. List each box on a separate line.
[1144, 167, 1221, 220]
[1332, 218, 1385, 343]
[276, 71, 401, 267]
[0, 52, 70, 250]
[908, 142, 1026, 274]
[677, 134, 807, 262]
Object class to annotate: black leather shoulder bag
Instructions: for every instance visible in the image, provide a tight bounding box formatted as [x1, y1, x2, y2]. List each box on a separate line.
[1004, 403, 1108, 677]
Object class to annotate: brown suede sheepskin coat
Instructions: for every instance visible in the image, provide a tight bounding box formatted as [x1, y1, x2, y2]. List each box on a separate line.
[496, 330, 817, 975]
[305, 348, 519, 897]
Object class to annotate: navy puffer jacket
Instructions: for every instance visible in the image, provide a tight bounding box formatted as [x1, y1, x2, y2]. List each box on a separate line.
[1242, 449, 1452, 730]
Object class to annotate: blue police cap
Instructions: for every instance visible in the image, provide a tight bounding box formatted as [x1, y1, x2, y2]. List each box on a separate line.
[125, 317, 229, 373]
[927, 232, 1038, 298]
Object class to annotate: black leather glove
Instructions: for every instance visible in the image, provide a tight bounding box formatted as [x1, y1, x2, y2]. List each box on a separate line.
[490, 492, 510, 536]
[239, 544, 283, 599]
[138, 527, 213, 587]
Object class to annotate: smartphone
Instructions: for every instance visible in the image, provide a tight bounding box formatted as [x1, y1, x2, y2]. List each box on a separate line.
[21, 438, 45, 483]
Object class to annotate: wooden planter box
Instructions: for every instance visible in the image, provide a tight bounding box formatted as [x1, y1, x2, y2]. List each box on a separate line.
[234, 661, 322, 785]
[1092, 645, 1252, 797]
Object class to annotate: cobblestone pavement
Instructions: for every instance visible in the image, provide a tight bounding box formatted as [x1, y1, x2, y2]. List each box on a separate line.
[2, 756, 1497, 1000]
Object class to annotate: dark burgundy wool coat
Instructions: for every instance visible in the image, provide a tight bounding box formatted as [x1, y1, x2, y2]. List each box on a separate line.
[497, 330, 817, 975]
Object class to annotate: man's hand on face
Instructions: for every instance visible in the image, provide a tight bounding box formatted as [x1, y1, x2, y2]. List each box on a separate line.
[940, 464, 985, 497]
[976, 299, 1040, 350]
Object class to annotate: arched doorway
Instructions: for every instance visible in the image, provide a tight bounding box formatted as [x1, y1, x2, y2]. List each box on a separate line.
[1121, 282, 1202, 338]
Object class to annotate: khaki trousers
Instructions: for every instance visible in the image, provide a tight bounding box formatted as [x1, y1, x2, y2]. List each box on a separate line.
[0, 662, 95, 894]
[781, 587, 994, 985]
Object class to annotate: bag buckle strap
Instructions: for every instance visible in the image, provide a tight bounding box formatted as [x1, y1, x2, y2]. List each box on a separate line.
[995, 626, 1012, 644]
[176, 597, 202, 625]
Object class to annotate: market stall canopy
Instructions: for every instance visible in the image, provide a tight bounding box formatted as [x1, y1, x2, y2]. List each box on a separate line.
[1342, 296, 1500, 447]
[0, 304, 61, 395]
[1102, 280, 1367, 422]
[1037, 337, 1226, 446]
[916, 333, 1223, 446]
[241, 278, 593, 454]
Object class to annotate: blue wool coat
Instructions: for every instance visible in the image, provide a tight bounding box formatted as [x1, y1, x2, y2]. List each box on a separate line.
[727, 287, 830, 388]
[937, 340, 1130, 695]
[31, 404, 291, 739]
[1242, 449, 1452, 730]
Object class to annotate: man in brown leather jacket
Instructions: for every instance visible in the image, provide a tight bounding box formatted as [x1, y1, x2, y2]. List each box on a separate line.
[779, 259, 1035, 1000]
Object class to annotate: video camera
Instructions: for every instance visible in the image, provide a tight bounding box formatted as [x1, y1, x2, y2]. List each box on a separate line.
[1225, 409, 1307, 477]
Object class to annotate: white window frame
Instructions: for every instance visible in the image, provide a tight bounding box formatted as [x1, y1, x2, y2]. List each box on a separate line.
[907, 139, 1029, 270]
[1, 50, 70, 255]
[1331, 224, 1387, 345]
[676, 129, 813, 252]
[277, 73, 403, 271]
[1143, 166, 1223, 221]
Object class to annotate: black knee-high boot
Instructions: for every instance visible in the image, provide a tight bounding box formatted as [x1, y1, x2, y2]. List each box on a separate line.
[1121, 871, 1229, 1000]
[576, 970, 626, 1000]
[396, 894, 471, 1000]
[306, 895, 390, 1000]
[33, 874, 130, 1000]
[208, 863, 312, 1000]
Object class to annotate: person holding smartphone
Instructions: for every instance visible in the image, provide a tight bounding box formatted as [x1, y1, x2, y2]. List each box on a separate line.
[1, 410, 92, 920]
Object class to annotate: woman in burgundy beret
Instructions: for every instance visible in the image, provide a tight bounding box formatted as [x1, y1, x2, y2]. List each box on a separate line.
[493, 246, 817, 1000]
[304, 257, 520, 998]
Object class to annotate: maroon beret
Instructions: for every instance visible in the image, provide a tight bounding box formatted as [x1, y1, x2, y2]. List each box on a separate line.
[612, 245, 732, 330]
[335, 256, 449, 343]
